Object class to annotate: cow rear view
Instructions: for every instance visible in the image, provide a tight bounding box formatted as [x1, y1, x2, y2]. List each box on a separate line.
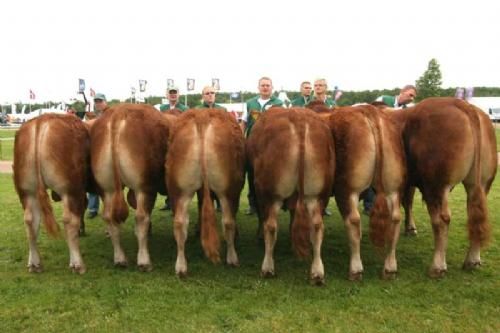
[167, 109, 245, 277]
[247, 107, 335, 284]
[90, 103, 173, 271]
[401, 97, 497, 277]
[13, 114, 90, 273]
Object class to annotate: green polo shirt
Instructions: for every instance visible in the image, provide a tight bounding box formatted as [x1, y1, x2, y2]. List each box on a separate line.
[245, 95, 284, 136]
[160, 102, 188, 112]
[376, 95, 408, 109]
[195, 102, 227, 111]
[309, 96, 336, 108]
[290, 96, 312, 107]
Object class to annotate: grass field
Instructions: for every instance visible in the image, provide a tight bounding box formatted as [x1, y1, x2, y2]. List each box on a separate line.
[0, 129, 16, 161]
[0, 172, 499, 333]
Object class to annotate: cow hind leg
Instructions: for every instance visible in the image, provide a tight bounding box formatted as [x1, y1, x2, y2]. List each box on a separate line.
[173, 194, 193, 278]
[102, 193, 128, 267]
[403, 186, 417, 236]
[339, 194, 363, 281]
[261, 201, 281, 278]
[306, 199, 325, 286]
[382, 193, 401, 280]
[426, 188, 451, 278]
[218, 195, 239, 267]
[134, 192, 155, 272]
[462, 183, 490, 270]
[62, 195, 86, 274]
[24, 196, 43, 273]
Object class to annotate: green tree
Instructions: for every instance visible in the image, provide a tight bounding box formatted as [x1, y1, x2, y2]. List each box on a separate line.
[416, 58, 442, 101]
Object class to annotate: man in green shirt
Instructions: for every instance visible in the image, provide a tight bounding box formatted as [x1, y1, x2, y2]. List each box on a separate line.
[242, 77, 284, 215]
[290, 81, 313, 107]
[310, 78, 336, 108]
[196, 86, 227, 110]
[375, 85, 417, 109]
[159, 86, 188, 112]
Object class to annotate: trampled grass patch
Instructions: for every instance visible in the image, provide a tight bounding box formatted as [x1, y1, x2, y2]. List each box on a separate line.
[0, 173, 499, 333]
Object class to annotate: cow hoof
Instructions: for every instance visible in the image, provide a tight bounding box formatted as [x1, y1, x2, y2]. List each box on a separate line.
[405, 228, 417, 237]
[138, 264, 153, 272]
[428, 267, 447, 279]
[463, 260, 481, 271]
[176, 270, 188, 279]
[348, 271, 363, 281]
[226, 260, 240, 268]
[310, 274, 325, 286]
[260, 270, 276, 279]
[28, 264, 43, 273]
[71, 264, 86, 275]
[114, 261, 128, 269]
[382, 269, 397, 280]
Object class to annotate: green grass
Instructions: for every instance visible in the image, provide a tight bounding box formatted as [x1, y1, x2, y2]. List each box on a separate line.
[0, 129, 16, 160]
[0, 173, 499, 333]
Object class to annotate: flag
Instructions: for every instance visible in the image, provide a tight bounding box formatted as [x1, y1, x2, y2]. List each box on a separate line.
[465, 87, 474, 100]
[29, 89, 36, 100]
[455, 88, 465, 99]
[90, 88, 96, 97]
[78, 79, 85, 93]
[167, 79, 174, 89]
[334, 90, 343, 101]
[187, 78, 195, 91]
[212, 78, 220, 91]
[139, 80, 147, 92]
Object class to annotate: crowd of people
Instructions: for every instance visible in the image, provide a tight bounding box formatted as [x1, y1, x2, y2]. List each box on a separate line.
[82, 78, 417, 219]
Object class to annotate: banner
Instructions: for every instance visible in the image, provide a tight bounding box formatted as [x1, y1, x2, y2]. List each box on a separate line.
[90, 88, 96, 97]
[187, 78, 195, 91]
[29, 89, 36, 100]
[334, 90, 343, 101]
[167, 79, 174, 89]
[465, 87, 474, 100]
[455, 87, 465, 99]
[212, 78, 220, 91]
[78, 79, 85, 93]
[139, 80, 147, 92]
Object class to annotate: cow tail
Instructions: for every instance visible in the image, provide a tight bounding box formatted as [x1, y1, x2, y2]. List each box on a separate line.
[462, 101, 490, 247]
[198, 118, 220, 263]
[291, 113, 311, 258]
[366, 110, 390, 248]
[34, 119, 60, 237]
[110, 116, 129, 223]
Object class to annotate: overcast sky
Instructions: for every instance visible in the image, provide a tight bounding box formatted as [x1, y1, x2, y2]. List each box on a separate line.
[1, 0, 499, 103]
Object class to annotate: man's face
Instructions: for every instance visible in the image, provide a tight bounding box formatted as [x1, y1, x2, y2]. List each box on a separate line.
[94, 99, 107, 111]
[168, 90, 179, 103]
[400, 88, 417, 105]
[301, 83, 312, 97]
[314, 80, 327, 95]
[202, 88, 216, 104]
[258, 79, 273, 98]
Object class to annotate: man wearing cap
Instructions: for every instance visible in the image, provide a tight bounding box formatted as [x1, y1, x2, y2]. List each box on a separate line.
[160, 86, 188, 112]
[86, 93, 109, 219]
[196, 86, 226, 110]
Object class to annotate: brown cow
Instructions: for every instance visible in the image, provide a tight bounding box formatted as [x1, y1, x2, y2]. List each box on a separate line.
[90, 103, 174, 271]
[13, 114, 91, 273]
[392, 97, 497, 277]
[247, 107, 335, 284]
[325, 104, 407, 280]
[166, 108, 245, 277]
